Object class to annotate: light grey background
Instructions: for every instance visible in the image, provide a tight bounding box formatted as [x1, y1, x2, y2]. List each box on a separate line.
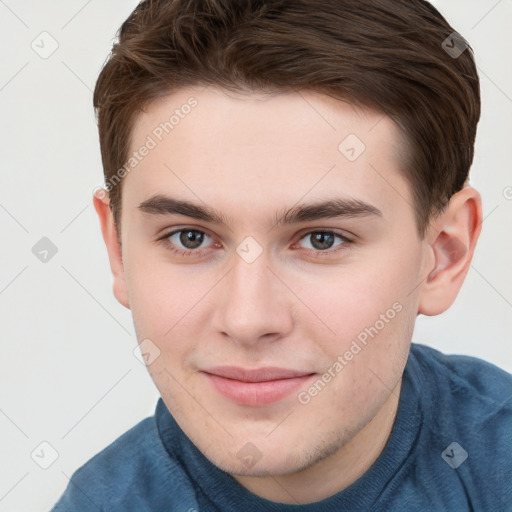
[0, 1, 510, 510]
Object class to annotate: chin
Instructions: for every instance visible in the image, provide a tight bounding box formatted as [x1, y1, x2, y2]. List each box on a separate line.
[207, 437, 333, 478]
[216, 453, 306, 478]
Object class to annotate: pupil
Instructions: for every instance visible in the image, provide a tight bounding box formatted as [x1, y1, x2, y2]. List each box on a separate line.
[180, 230, 204, 249]
[311, 232, 334, 250]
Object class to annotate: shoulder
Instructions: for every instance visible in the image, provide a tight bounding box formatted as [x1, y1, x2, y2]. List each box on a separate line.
[402, 343, 512, 509]
[79, 414, 163, 476]
[408, 342, 512, 439]
[50, 408, 193, 511]
[409, 342, 512, 407]
[50, 416, 155, 510]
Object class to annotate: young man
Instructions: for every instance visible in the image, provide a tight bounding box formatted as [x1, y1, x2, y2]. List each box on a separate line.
[51, 0, 511, 510]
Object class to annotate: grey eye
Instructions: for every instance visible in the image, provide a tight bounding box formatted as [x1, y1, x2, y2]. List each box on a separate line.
[299, 232, 345, 251]
[169, 230, 209, 249]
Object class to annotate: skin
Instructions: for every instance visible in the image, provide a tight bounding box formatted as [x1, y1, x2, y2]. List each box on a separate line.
[94, 85, 482, 504]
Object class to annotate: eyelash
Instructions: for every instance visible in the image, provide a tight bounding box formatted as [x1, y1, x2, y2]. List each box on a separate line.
[156, 228, 354, 259]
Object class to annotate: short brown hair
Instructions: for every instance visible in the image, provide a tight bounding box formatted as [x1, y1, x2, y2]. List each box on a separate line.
[93, 0, 480, 238]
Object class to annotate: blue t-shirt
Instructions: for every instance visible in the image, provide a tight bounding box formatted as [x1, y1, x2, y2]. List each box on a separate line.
[51, 343, 512, 511]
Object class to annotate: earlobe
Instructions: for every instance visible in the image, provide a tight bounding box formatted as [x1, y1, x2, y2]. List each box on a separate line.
[93, 189, 131, 310]
[418, 186, 482, 316]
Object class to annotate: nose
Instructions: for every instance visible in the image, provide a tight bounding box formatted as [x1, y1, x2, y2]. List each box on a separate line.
[211, 249, 294, 347]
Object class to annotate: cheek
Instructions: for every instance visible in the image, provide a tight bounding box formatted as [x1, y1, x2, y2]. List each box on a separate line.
[127, 265, 202, 394]
[300, 268, 412, 340]
[295, 241, 422, 367]
[298, 272, 415, 424]
[125, 250, 192, 339]
[125, 252, 222, 374]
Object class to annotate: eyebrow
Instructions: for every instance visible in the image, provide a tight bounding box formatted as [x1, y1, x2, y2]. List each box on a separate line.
[138, 194, 382, 229]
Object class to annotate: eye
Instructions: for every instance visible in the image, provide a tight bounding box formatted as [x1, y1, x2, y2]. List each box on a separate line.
[157, 227, 353, 259]
[297, 230, 351, 253]
[169, 229, 210, 249]
[157, 228, 215, 257]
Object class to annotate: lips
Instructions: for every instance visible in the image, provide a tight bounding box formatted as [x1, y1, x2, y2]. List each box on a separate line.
[204, 366, 312, 382]
[201, 366, 316, 406]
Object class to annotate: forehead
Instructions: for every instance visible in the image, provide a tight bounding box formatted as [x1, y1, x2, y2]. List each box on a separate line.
[123, 86, 412, 226]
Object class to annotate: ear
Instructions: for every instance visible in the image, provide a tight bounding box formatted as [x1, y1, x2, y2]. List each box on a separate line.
[418, 186, 482, 316]
[93, 189, 130, 309]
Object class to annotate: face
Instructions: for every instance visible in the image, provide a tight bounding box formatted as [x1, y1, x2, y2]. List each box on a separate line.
[117, 86, 430, 480]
